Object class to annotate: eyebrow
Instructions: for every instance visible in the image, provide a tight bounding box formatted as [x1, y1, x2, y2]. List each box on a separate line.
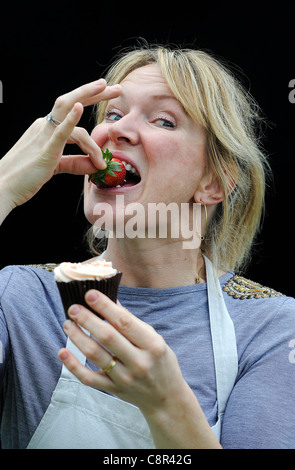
[109, 91, 186, 114]
[150, 94, 178, 102]
[150, 93, 187, 114]
[107, 93, 177, 106]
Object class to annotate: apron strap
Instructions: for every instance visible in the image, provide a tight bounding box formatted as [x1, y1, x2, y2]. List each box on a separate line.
[204, 256, 238, 415]
[61, 327, 90, 380]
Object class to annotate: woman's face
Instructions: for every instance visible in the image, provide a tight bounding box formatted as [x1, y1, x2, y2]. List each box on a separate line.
[84, 63, 208, 229]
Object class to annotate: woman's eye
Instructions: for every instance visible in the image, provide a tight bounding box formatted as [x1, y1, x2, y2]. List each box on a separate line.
[105, 111, 122, 122]
[154, 118, 175, 129]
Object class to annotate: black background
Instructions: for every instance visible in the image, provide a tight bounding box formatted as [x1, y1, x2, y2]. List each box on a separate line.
[0, 1, 294, 296]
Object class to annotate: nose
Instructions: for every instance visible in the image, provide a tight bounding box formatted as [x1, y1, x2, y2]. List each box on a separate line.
[107, 114, 139, 145]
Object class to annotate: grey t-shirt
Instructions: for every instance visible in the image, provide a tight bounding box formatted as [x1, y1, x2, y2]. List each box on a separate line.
[0, 265, 295, 448]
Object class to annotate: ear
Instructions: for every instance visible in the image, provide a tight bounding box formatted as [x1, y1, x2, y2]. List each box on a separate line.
[193, 172, 224, 206]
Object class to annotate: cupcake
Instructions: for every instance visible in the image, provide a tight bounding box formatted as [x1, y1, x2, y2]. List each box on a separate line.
[54, 259, 122, 319]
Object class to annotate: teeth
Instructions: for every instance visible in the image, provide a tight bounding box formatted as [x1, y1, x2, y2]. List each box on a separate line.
[121, 160, 139, 176]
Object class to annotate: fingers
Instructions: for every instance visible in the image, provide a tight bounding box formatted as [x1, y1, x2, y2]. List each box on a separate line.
[66, 126, 105, 170]
[62, 320, 115, 371]
[50, 79, 121, 122]
[45, 79, 121, 172]
[59, 317, 126, 390]
[66, 290, 161, 357]
[45, 103, 103, 174]
[66, 301, 136, 366]
[55, 155, 102, 176]
[84, 290, 159, 350]
[59, 291, 175, 408]
[0, 78, 121, 210]
[58, 347, 117, 391]
[44, 103, 84, 158]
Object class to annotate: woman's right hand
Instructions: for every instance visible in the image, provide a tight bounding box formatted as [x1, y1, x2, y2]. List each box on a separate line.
[0, 79, 121, 216]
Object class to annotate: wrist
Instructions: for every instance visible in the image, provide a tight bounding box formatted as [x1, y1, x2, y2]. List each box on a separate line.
[141, 381, 221, 449]
[0, 174, 17, 224]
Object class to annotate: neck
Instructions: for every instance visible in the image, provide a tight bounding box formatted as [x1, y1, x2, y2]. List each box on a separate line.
[102, 237, 206, 288]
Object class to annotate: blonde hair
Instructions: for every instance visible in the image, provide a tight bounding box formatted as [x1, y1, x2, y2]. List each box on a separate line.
[92, 44, 270, 273]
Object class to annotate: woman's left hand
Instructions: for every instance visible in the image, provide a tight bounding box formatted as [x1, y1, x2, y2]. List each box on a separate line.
[58, 289, 221, 448]
[58, 289, 184, 415]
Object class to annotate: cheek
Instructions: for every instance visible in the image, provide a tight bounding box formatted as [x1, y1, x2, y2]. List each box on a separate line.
[149, 136, 205, 181]
[146, 136, 207, 202]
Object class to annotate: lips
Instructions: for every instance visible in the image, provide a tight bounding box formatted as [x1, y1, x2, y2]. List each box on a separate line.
[92, 151, 142, 190]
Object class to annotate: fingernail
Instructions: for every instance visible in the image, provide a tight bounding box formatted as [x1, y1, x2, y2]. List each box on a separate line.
[59, 349, 69, 360]
[63, 320, 72, 331]
[86, 290, 99, 303]
[68, 304, 81, 316]
[95, 78, 106, 86]
[99, 157, 107, 169]
[109, 84, 121, 90]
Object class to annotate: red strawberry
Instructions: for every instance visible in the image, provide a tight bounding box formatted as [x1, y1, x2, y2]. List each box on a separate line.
[88, 149, 126, 188]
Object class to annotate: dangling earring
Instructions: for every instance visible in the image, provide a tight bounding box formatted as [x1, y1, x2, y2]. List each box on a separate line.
[195, 200, 207, 284]
[195, 200, 208, 242]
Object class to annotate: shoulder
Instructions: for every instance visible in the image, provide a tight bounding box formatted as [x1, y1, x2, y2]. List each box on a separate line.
[0, 263, 59, 300]
[222, 272, 295, 337]
[222, 273, 295, 365]
[222, 274, 286, 300]
[222, 273, 295, 324]
[0, 262, 65, 338]
[25, 262, 60, 272]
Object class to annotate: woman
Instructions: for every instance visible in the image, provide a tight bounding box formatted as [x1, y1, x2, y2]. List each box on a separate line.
[0, 45, 294, 449]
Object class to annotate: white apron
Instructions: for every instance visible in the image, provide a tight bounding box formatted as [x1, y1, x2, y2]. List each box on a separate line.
[27, 257, 238, 449]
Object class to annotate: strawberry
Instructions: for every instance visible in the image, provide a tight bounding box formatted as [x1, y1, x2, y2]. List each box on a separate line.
[88, 148, 126, 188]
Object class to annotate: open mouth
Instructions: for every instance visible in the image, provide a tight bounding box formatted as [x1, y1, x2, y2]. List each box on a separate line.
[89, 151, 142, 191]
[117, 160, 141, 188]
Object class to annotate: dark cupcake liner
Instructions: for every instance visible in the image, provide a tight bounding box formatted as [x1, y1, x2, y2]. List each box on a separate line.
[56, 272, 122, 319]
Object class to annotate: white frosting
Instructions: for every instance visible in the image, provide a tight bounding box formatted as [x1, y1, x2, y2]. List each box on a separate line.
[54, 259, 117, 282]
